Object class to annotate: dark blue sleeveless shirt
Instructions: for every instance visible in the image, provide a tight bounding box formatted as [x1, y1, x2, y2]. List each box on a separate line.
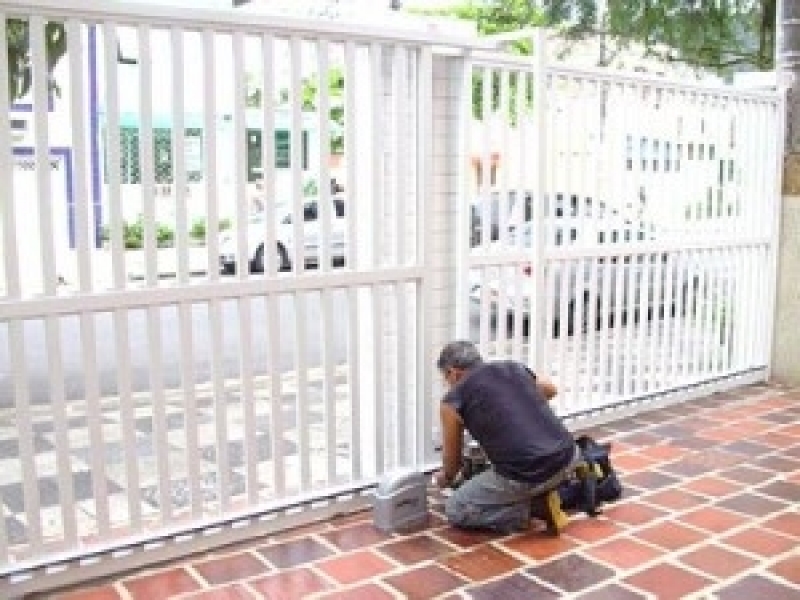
[444, 360, 574, 485]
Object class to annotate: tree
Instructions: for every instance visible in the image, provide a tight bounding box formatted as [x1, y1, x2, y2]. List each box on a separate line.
[6, 18, 67, 102]
[411, 0, 775, 77]
[411, 1, 547, 120]
[544, 0, 776, 73]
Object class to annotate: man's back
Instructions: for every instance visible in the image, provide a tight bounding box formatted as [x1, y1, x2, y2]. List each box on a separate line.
[444, 361, 573, 484]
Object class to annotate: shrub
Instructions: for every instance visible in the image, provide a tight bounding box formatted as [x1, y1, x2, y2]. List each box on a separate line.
[190, 218, 207, 241]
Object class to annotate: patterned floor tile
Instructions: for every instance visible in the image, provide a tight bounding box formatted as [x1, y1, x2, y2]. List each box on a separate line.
[525, 553, 614, 593]
[467, 573, 560, 600]
[123, 568, 201, 599]
[500, 532, 579, 561]
[249, 568, 331, 599]
[722, 527, 798, 557]
[316, 549, 393, 584]
[623, 563, 713, 600]
[383, 564, 467, 600]
[439, 545, 521, 581]
[678, 544, 758, 578]
[319, 522, 393, 552]
[770, 553, 800, 585]
[716, 492, 789, 517]
[315, 582, 396, 600]
[635, 521, 707, 551]
[715, 574, 800, 600]
[575, 584, 647, 599]
[376, 533, 452, 564]
[192, 551, 270, 585]
[256, 536, 334, 569]
[585, 536, 665, 569]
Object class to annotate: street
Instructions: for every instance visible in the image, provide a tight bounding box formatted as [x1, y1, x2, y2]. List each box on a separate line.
[0, 290, 353, 408]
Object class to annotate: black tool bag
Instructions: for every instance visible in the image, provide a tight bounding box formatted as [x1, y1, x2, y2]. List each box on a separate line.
[558, 435, 623, 516]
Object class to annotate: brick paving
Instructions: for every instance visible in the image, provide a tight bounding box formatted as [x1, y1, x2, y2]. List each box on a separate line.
[48, 382, 800, 599]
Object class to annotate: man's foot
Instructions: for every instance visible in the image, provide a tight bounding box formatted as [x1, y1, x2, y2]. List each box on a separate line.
[531, 489, 569, 536]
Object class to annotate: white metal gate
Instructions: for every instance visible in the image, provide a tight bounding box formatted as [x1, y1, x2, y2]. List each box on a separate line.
[462, 30, 785, 421]
[0, 0, 485, 594]
[0, 3, 785, 596]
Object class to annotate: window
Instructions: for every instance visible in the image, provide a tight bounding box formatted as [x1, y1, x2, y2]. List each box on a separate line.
[664, 141, 672, 172]
[111, 126, 202, 184]
[246, 128, 310, 182]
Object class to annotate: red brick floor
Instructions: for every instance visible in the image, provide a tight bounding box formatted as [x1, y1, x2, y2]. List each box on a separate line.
[51, 383, 800, 599]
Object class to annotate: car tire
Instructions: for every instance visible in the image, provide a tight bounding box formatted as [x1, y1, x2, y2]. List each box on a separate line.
[252, 245, 265, 273]
[277, 244, 291, 271]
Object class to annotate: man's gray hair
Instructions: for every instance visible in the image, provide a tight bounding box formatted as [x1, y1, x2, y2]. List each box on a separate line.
[436, 340, 483, 371]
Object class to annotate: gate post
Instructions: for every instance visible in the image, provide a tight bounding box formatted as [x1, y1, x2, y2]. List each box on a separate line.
[773, 0, 800, 384]
[426, 50, 468, 448]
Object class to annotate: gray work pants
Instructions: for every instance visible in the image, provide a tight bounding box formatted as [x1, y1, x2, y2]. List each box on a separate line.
[444, 445, 581, 533]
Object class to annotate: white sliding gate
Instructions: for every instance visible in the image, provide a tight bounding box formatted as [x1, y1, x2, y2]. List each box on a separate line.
[0, 3, 784, 596]
[463, 31, 785, 421]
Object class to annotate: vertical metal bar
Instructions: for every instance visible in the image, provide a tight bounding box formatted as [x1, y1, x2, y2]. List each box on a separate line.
[510, 68, 526, 361]
[294, 291, 311, 489]
[347, 285, 362, 478]
[32, 17, 56, 296]
[0, 15, 20, 300]
[370, 43, 384, 269]
[395, 282, 409, 466]
[138, 24, 157, 287]
[261, 33, 277, 277]
[372, 284, 385, 474]
[233, 31, 249, 280]
[113, 308, 142, 529]
[267, 293, 286, 495]
[178, 301, 202, 517]
[210, 298, 230, 510]
[289, 36, 304, 274]
[417, 44, 433, 465]
[478, 65, 492, 351]
[203, 29, 220, 284]
[322, 286, 337, 482]
[394, 45, 408, 268]
[764, 95, 787, 378]
[344, 40, 358, 271]
[68, 20, 92, 292]
[171, 26, 189, 284]
[146, 305, 171, 521]
[239, 296, 258, 503]
[753, 102, 773, 361]
[454, 55, 474, 339]
[45, 320, 76, 544]
[80, 310, 111, 534]
[10, 323, 41, 548]
[103, 22, 125, 289]
[318, 39, 332, 272]
[529, 29, 548, 373]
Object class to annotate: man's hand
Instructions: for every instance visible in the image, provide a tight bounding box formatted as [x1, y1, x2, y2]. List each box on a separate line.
[433, 469, 451, 488]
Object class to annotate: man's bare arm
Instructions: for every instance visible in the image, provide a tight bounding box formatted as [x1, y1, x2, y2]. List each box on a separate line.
[439, 403, 464, 484]
[536, 375, 558, 401]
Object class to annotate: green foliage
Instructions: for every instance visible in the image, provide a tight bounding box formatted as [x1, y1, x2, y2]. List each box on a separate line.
[411, 1, 545, 120]
[190, 218, 207, 241]
[543, 0, 775, 74]
[412, 0, 775, 77]
[6, 18, 67, 102]
[156, 222, 174, 248]
[124, 218, 144, 250]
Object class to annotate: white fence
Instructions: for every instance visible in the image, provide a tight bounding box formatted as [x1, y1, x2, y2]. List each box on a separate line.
[0, 1, 784, 595]
[463, 47, 785, 419]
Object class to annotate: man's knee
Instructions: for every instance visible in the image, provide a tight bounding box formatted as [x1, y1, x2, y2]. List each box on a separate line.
[444, 493, 472, 527]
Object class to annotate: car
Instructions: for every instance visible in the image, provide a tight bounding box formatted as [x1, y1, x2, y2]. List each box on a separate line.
[470, 220, 695, 337]
[219, 197, 346, 274]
